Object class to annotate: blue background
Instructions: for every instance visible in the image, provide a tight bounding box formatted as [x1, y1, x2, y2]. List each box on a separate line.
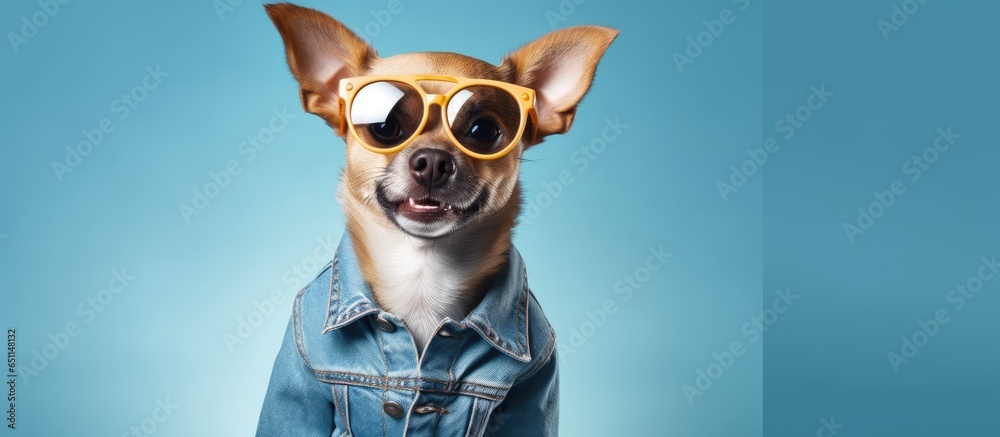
[764, 1, 1000, 436]
[0, 0, 991, 436]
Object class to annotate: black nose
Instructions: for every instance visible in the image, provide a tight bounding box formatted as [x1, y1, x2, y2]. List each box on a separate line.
[409, 149, 456, 189]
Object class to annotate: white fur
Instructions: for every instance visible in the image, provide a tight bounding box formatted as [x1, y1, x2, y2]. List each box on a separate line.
[339, 147, 519, 355]
[363, 221, 480, 353]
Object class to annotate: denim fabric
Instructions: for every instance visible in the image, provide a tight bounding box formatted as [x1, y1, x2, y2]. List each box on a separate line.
[256, 235, 558, 436]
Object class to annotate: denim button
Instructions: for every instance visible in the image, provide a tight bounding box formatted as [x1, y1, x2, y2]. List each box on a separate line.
[376, 317, 395, 333]
[383, 401, 404, 419]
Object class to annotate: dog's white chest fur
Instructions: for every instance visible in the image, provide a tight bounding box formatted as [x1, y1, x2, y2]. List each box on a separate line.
[368, 230, 477, 353]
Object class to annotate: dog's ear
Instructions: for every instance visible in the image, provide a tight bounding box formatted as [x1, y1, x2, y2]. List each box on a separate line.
[502, 26, 618, 140]
[265, 3, 377, 130]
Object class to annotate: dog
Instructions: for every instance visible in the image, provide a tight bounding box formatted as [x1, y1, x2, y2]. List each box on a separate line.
[257, 4, 616, 436]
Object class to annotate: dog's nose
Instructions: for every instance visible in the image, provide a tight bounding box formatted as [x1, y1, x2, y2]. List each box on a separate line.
[409, 149, 456, 189]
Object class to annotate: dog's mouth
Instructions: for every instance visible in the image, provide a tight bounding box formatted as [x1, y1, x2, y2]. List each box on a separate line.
[397, 197, 456, 223]
[376, 184, 489, 237]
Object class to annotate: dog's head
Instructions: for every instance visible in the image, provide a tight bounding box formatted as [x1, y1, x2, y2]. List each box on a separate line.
[266, 4, 617, 239]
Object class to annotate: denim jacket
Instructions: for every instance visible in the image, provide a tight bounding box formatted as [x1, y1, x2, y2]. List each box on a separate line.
[256, 235, 558, 436]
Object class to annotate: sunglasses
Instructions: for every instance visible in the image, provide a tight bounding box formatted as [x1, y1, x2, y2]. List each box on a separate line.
[337, 75, 537, 160]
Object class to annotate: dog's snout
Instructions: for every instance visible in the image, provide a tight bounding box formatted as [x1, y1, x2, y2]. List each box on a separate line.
[409, 149, 456, 189]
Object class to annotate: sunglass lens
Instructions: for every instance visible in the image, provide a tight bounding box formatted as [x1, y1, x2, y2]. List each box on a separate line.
[350, 81, 424, 149]
[446, 86, 522, 156]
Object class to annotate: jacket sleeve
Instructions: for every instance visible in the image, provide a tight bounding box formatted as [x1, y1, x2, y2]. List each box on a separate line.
[255, 318, 336, 437]
[484, 347, 559, 436]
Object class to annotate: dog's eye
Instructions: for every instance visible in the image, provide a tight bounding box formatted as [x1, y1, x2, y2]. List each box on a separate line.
[368, 116, 404, 144]
[467, 118, 501, 144]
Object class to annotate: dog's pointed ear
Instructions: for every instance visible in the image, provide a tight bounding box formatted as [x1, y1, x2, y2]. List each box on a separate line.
[502, 26, 618, 140]
[265, 3, 377, 130]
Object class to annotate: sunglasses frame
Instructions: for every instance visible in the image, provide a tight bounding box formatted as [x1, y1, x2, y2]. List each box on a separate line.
[337, 75, 537, 160]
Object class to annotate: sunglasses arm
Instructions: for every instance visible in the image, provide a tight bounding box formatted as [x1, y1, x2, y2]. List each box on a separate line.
[337, 98, 347, 136]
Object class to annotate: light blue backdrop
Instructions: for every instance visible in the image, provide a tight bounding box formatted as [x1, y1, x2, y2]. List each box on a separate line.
[0, 0, 760, 435]
[7, 0, 991, 436]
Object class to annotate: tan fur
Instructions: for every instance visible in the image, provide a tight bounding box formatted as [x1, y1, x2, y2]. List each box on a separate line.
[266, 3, 616, 337]
[264, 3, 377, 129]
[502, 26, 619, 137]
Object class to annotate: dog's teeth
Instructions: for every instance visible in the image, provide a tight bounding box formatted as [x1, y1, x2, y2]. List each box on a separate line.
[405, 198, 452, 212]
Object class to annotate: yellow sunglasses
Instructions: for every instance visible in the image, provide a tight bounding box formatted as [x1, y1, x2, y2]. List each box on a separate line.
[337, 75, 537, 160]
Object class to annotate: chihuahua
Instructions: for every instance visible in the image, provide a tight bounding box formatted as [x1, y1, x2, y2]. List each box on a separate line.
[258, 3, 616, 436]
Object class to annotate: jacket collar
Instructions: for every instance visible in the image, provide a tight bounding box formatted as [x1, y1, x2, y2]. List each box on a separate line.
[321, 234, 532, 362]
